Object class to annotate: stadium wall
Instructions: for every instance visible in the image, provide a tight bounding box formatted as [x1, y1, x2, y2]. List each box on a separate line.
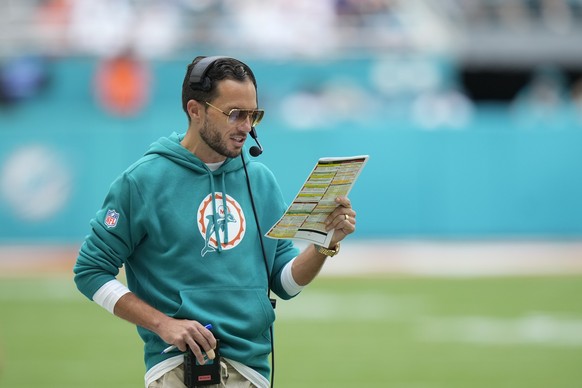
[1, 58, 581, 243]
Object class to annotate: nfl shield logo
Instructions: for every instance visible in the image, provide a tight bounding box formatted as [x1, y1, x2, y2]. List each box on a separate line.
[104, 209, 119, 228]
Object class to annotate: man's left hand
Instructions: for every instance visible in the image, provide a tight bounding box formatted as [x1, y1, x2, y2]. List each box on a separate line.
[325, 196, 356, 245]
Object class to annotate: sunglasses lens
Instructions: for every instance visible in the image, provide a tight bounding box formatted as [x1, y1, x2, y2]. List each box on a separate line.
[251, 110, 264, 126]
[228, 109, 243, 125]
[229, 109, 264, 126]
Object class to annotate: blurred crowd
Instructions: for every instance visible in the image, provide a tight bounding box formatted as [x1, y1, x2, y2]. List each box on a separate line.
[510, 65, 582, 129]
[1, 0, 581, 59]
[0, 0, 426, 59]
[0, 0, 581, 128]
[453, 0, 582, 33]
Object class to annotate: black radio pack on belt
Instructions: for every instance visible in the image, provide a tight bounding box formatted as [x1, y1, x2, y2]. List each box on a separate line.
[184, 340, 221, 387]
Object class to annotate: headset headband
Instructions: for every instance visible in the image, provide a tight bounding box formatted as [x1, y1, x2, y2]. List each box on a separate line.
[188, 56, 232, 91]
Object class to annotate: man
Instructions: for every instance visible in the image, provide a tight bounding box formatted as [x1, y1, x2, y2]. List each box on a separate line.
[73, 56, 357, 388]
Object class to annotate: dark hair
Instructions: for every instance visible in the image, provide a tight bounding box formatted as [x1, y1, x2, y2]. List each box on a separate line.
[181, 56, 258, 121]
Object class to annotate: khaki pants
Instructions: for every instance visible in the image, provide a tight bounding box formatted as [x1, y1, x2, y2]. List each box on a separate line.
[148, 361, 256, 388]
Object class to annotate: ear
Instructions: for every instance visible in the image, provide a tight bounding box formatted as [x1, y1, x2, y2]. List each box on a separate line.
[187, 100, 204, 123]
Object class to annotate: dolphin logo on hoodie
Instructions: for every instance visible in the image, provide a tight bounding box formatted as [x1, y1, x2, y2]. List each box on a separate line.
[201, 204, 237, 256]
[198, 193, 246, 257]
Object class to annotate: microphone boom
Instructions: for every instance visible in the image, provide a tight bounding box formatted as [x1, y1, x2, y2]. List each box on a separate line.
[249, 127, 263, 156]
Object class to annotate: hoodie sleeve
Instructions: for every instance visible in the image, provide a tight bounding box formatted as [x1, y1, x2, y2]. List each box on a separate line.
[73, 172, 147, 300]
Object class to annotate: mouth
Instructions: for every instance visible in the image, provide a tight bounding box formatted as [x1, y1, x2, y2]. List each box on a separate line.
[231, 135, 246, 147]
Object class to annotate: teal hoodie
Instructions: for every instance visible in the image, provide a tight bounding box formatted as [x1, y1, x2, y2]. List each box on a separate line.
[74, 132, 299, 379]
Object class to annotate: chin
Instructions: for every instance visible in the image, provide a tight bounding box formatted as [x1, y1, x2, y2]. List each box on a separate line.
[225, 149, 242, 159]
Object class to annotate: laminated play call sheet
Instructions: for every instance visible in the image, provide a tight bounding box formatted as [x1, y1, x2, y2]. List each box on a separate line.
[266, 155, 369, 247]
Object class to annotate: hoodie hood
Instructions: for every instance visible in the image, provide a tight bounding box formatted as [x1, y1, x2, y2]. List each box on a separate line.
[144, 132, 248, 175]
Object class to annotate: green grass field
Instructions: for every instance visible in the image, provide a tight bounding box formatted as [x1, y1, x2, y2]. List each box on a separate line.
[1, 275, 581, 387]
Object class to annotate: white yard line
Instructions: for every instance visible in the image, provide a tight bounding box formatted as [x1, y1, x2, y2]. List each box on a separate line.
[419, 314, 582, 346]
[277, 290, 582, 347]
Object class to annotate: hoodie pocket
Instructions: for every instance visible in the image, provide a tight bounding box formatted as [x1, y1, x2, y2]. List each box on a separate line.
[172, 287, 275, 343]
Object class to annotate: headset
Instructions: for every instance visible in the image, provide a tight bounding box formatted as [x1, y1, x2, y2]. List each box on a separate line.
[188, 56, 264, 156]
[188, 56, 275, 386]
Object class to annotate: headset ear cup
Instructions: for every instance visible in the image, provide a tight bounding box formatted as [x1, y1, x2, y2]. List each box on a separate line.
[201, 77, 211, 92]
[189, 56, 229, 91]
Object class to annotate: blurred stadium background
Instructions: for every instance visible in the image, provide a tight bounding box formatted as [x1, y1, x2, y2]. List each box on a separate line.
[1, 0, 582, 387]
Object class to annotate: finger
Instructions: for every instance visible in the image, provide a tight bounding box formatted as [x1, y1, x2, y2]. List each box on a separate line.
[192, 325, 216, 359]
[327, 206, 356, 228]
[197, 324, 217, 348]
[326, 213, 349, 232]
[343, 211, 356, 222]
[326, 199, 352, 223]
[185, 339, 207, 365]
[335, 196, 351, 208]
[341, 214, 355, 231]
[340, 211, 357, 234]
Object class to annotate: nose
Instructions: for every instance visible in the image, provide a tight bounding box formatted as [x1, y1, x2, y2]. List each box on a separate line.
[238, 114, 253, 132]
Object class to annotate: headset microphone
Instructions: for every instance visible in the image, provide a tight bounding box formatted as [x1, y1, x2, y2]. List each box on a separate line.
[249, 127, 263, 157]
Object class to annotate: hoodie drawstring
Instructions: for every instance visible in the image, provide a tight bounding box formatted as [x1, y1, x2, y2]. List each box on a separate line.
[220, 172, 229, 244]
[207, 170, 230, 254]
[208, 171, 223, 253]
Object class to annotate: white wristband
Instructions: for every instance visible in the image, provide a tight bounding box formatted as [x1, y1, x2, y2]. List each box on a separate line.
[92, 279, 131, 314]
[281, 257, 304, 296]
